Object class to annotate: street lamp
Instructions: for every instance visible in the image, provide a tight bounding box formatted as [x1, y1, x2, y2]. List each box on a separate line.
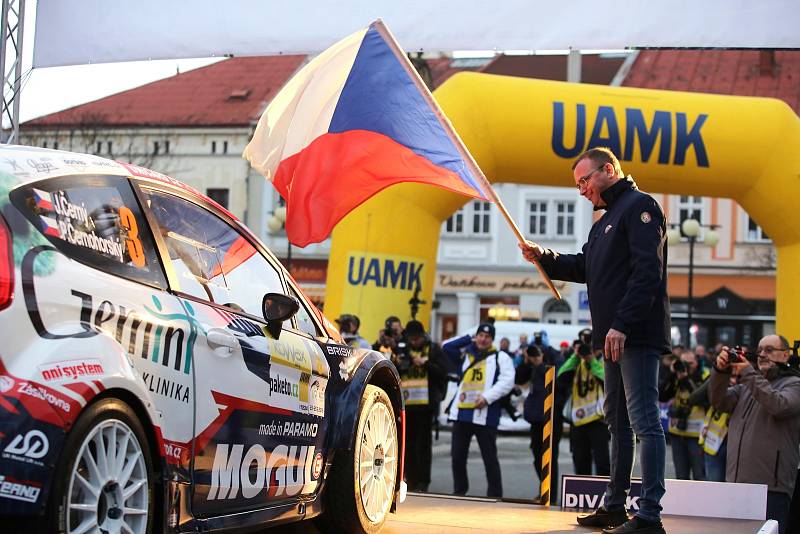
[268, 205, 292, 271]
[667, 218, 720, 347]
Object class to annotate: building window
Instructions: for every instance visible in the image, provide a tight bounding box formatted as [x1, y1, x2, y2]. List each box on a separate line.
[164, 140, 170, 154]
[153, 141, 160, 155]
[42, 141, 47, 148]
[472, 201, 491, 235]
[746, 216, 770, 242]
[53, 141, 58, 150]
[95, 141, 102, 154]
[211, 141, 217, 154]
[528, 200, 548, 237]
[207, 188, 230, 209]
[445, 207, 465, 234]
[678, 195, 703, 225]
[223, 141, 229, 154]
[554, 201, 575, 237]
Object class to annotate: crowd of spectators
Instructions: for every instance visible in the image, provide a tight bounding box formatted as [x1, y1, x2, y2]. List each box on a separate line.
[335, 312, 800, 531]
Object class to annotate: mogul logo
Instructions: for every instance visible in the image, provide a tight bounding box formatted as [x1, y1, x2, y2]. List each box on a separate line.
[347, 255, 423, 290]
[39, 359, 104, 382]
[551, 102, 709, 167]
[207, 443, 318, 500]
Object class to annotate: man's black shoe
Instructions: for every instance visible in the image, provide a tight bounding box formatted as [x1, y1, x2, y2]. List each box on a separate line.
[576, 506, 628, 528]
[602, 516, 666, 534]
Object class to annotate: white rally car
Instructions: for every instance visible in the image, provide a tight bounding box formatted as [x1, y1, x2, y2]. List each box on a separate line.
[0, 146, 405, 533]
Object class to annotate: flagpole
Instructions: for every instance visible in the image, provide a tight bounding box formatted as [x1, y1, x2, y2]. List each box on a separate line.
[373, 19, 562, 300]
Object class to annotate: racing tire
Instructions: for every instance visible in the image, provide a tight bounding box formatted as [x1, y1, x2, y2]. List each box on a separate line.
[43, 397, 156, 534]
[316, 385, 398, 534]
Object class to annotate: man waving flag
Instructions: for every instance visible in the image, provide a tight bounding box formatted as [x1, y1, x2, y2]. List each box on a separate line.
[243, 19, 489, 248]
[244, 19, 560, 299]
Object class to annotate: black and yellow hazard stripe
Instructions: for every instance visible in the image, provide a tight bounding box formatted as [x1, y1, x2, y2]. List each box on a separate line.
[538, 365, 556, 506]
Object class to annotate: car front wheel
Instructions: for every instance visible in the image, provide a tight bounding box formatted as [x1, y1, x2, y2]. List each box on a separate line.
[317, 384, 398, 533]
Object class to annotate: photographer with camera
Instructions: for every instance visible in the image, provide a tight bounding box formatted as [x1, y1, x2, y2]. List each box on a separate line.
[532, 329, 564, 369]
[710, 335, 800, 534]
[335, 313, 370, 349]
[444, 323, 515, 498]
[396, 320, 449, 492]
[658, 350, 708, 480]
[373, 315, 404, 359]
[558, 337, 610, 476]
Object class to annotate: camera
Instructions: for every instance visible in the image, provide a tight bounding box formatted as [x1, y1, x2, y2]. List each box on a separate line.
[578, 328, 592, 346]
[668, 405, 690, 431]
[728, 345, 745, 363]
[577, 343, 592, 358]
[533, 332, 543, 345]
[673, 359, 686, 374]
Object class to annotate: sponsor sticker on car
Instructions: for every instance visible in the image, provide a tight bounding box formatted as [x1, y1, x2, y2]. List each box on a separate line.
[0, 474, 42, 503]
[207, 443, 319, 500]
[39, 359, 105, 382]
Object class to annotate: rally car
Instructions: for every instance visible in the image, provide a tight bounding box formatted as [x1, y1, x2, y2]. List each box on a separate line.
[0, 145, 405, 533]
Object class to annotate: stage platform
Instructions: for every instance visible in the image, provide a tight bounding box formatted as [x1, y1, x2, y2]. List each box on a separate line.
[269, 493, 769, 533]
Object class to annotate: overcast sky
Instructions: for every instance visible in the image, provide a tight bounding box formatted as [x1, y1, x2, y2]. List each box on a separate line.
[15, 0, 220, 123]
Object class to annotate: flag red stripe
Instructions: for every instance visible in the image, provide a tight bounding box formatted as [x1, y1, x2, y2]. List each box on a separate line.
[274, 129, 485, 247]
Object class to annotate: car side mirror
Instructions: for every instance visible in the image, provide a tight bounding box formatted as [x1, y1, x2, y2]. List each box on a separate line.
[262, 293, 300, 339]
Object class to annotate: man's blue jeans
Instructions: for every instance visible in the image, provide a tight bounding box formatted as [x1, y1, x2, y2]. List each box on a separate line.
[603, 347, 666, 522]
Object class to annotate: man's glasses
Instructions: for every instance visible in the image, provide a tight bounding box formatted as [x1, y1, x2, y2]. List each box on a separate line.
[575, 164, 605, 191]
[756, 345, 786, 363]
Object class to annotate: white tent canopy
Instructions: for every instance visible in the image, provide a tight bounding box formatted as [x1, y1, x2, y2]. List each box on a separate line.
[34, 0, 800, 68]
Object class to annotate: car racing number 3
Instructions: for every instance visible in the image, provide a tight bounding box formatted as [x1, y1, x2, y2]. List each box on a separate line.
[119, 205, 145, 268]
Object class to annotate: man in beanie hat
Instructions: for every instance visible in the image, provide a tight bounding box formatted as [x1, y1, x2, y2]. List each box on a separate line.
[443, 322, 514, 497]
[395, 320, 449, 492]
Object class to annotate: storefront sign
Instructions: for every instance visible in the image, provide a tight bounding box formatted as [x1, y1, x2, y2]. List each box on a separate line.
[436, 272, 569, 295]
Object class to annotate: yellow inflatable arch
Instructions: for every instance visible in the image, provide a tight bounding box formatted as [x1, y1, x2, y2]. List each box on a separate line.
[324, 72, 800, 341]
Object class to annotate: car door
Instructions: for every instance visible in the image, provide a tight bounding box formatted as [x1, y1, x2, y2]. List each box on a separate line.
[136, 185, 329, 517]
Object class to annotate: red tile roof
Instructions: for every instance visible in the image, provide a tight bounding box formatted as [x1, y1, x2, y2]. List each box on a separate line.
[481, 54, 626, 85]
[24, 56, 307, 128]
[623, 50, 800, 114]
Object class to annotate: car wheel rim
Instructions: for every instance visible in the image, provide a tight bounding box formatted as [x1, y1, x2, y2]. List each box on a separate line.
[358, 400, 397, 524]
[66, 419, 149, 534]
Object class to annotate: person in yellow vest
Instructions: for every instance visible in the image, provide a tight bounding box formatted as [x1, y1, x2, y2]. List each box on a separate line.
[658, 349, 709, 480]
[688, 370, 737, 482]
[395, 320, 449, 492]
[557, 341, 610, 475]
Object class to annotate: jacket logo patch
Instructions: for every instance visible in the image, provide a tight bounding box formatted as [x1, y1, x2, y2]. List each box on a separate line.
[640, 211, 652, 223]
[604, 224, 613, 234]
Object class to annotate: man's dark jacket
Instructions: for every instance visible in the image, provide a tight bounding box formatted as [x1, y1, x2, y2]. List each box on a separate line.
[539, 177, 670, 352]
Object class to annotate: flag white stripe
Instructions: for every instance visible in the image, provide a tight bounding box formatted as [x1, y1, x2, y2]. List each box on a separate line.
[243, 27, 367, 181]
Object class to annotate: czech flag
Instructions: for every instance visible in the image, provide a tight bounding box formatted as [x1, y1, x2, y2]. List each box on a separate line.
[32, 188, 54, 211]
[243, 20, 490, 247]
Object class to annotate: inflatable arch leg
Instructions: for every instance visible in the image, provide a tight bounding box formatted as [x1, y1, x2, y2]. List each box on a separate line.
[325, 72, 800, 340]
